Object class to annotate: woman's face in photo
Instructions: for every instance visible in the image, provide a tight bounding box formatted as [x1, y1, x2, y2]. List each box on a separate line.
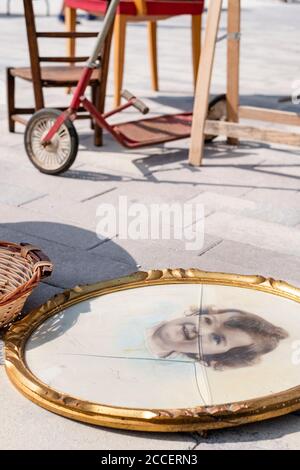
[155, 311, 253, 357]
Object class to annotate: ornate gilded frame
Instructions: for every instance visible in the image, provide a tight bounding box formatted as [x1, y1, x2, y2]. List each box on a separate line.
[5, 269, 300, 432]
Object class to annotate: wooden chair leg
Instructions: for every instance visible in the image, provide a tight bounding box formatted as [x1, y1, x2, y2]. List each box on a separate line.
[91, 85, 97, 130]
[7, 68, 15, 133]
[191, 15, 202, 88]
[94, 22, 114, 147]
[92, 84, 104, 146]
[65, 6, 76, 95]
[114, 14, 127, 107]
[227, 0, 241, 145]
[94, 121, 103, 147]
[65, 6, 76, 59]
[148, 21, 159, 91]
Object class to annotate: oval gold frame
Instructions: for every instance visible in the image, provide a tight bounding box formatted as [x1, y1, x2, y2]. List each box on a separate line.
[4, 268, 300, 432]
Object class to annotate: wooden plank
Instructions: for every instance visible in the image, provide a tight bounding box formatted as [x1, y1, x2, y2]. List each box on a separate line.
[227, 0, 241, 145]
[37, 32, 98, 38]
[11, 115, 28, 126]
[13, 108, 35, 114]
[204, 120, 300, 146]
[40, 56, 88, 63]
[188, 0, 223, 166]
[239, 106, 300, 127]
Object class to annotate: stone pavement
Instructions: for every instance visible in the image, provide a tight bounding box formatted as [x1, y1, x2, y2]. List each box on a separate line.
[0, 0, 300, 450]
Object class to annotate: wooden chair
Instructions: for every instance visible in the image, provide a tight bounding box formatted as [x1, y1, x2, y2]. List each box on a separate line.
[6, 0, 113, 146]
[64, 0, 205, 106]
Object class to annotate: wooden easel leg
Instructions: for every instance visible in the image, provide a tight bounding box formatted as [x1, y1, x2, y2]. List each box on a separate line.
[188, 0, 223, 166]
[227, 0, 241, 145]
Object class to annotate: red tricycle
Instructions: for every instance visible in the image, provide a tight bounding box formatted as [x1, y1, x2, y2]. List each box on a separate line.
[24, 0, 226, 175]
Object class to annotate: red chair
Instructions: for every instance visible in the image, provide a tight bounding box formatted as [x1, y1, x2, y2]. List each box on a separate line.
[65, 0, 205, 105]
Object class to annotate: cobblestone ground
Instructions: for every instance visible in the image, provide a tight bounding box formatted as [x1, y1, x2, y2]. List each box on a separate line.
[0, 0, 300, 450]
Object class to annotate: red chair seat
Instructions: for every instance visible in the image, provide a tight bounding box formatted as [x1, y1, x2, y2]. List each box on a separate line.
[65, 0, 204, 16]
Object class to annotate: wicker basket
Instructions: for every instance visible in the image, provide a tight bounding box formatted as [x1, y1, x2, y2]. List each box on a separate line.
[0, 241, 53, 328]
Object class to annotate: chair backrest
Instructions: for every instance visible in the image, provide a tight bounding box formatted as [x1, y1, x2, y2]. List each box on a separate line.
[7, 0, 49, 16]
[23, 0, 99, 66]
[22, 0, 106, 108]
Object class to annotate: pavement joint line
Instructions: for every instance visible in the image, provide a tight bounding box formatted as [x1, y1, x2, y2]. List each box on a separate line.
[80, 186, 118, 203]
[198, 239, 224, 257]
[87, 246, 139, 267]
[87, 237, 114, 251]
[239, 187, 258, 198]
[253, 164, 300, 182]
[17, 193, 48, 208]
[0, 224, 98, 251]
[43, 280, 71, 290]
[188, 434, 201, 450]
[190, 431, 209, 447]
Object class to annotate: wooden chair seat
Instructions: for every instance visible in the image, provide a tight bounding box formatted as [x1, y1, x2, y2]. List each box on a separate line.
[10, 66, 100, 86]
[65, 0, 204, 106]
[66, 0, 204, 16]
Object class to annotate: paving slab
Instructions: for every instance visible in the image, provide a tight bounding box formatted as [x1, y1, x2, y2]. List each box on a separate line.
[0, 159, 119, 204]
[244, 188, 300, 207]
[24, 182, 206, 232]
[92, 234, 222, 270]
[0, 206, 101, 250]
[198, 239, 300, 287]
[152, 158, 300, 192]
[194, 414, 300, 450]
[188, 191, 300, 226]
[0, 369, 196, 451]
[1, 0, 300, 451]
[205, 212, 300, 258]
[0, 225, 135, 289]
[0, 182, 46, 207]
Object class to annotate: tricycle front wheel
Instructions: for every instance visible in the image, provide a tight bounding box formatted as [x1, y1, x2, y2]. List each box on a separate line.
[24, 109, 78, 175]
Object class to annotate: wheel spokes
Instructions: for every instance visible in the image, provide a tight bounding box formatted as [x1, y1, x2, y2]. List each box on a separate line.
[30, 116, 72, 170]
